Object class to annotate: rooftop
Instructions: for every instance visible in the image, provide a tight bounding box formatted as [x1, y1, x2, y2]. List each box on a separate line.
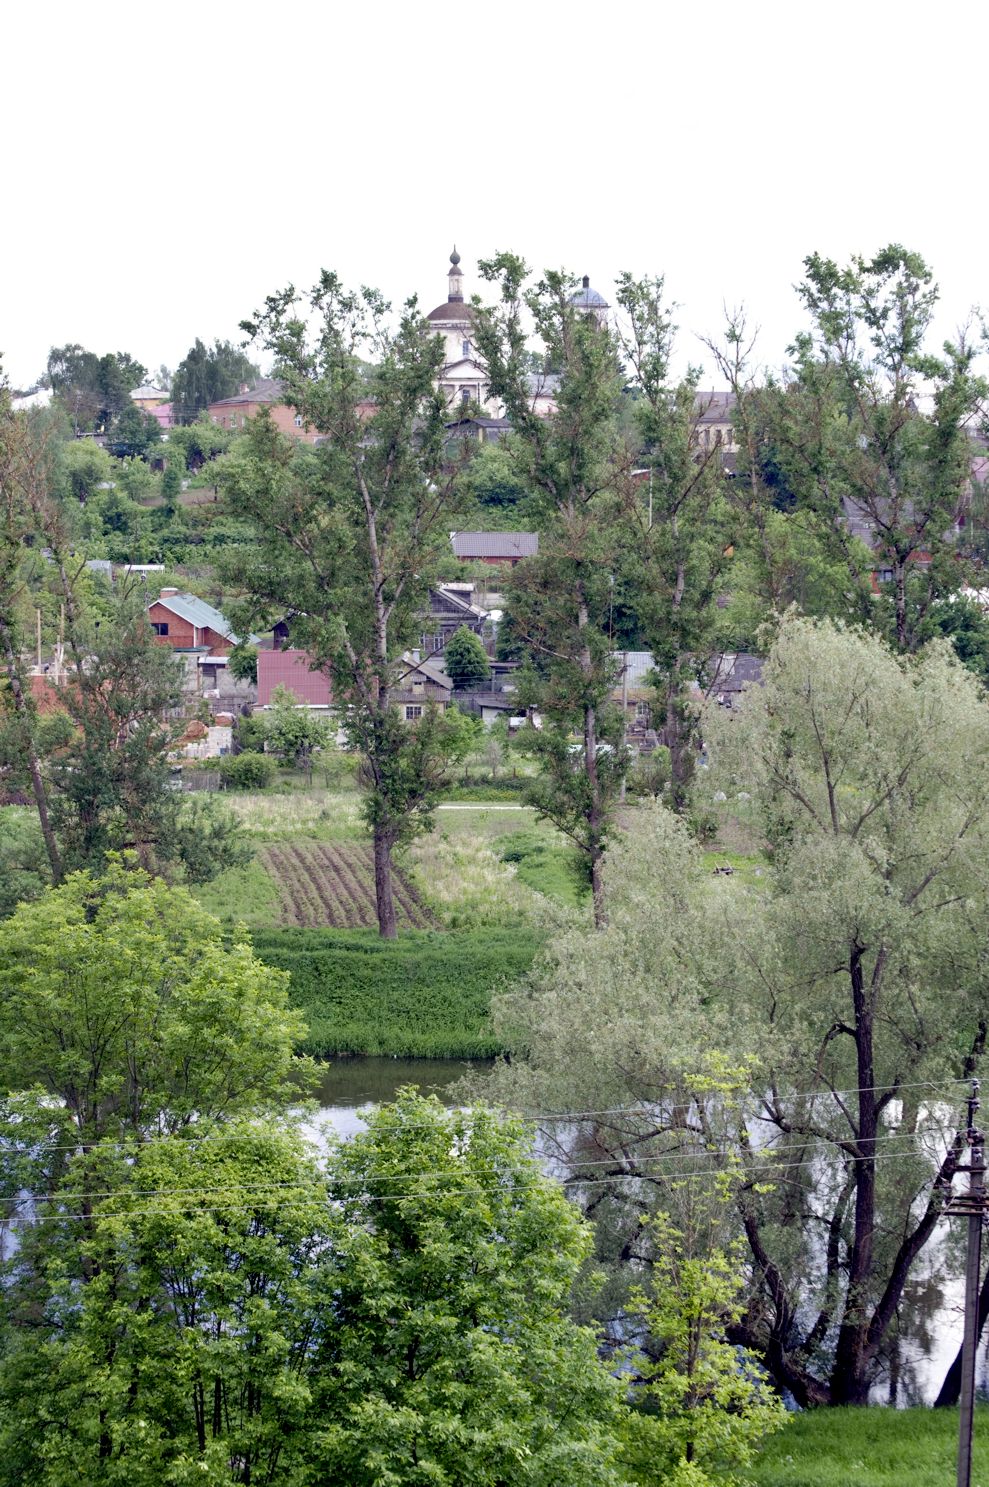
[451, 531, 539, 559]
[151, 590, 243, 642]
[208, 378, 285, 409]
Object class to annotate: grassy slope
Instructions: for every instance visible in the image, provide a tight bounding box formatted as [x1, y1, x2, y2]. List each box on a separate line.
[753, 1407, 989, 1487]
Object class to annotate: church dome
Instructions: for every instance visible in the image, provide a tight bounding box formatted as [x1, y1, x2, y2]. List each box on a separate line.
[570, 274, 609, 310]
[426, 246, 473, 321]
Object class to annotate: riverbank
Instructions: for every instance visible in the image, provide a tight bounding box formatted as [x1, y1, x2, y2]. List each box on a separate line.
[753, 1406, 989, 1486]
[253, 926, 543, 1057]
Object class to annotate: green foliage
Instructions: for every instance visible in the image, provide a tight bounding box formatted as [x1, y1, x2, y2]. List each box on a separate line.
[45, 344, 145, 434]
[626, 746, 671, 799]
[316, 1091, 628, 1487]
[444, 623, 491, 689]
[456, 438, 534, 519]
[218, 749, 277, 789]
[55, 437, 116, 503]
[484, 617, 989, 1407]
[106, 403, 162, 459]
[262, 684, 333, 778]
[252, 926, 544, 1056]
[498, 826, 588, 906]
[227, 640, 258, 683]
[225, 274, 470, 934]
[165, 411, 234, 469]
[170, 337, 258, 424]
[620, 1211, 786, 1487]
[0, 1122, 332, 1487]
[172, 795, 253, 883]
[0, 862, 311, 1141]
[0, 805, 50, 916]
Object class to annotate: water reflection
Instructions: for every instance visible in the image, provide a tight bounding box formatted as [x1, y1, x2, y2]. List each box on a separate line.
[313, 1057, 490, 1138]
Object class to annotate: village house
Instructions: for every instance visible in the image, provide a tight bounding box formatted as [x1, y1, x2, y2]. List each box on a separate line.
[450, 531, 539, 566]
[419, 582, 489, 656]
[145, 588, 257, 710]
[257, 648, 453, 723]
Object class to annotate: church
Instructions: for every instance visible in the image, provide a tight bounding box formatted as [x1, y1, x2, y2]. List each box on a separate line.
[424, 249, 610, 418]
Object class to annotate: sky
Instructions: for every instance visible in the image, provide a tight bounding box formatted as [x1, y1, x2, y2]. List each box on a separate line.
[4, 0, 987, 392]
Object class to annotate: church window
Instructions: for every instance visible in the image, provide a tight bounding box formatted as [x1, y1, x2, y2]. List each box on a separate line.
[462, 340, 471, 359]
[460, 388, 470, 405]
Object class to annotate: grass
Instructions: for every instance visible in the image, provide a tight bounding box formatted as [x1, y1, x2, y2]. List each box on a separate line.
[752, 1406, 989, 1486]
[221, 789, 363, 841]
[408, 832, 572, 929]
[703, 846, 772, 889]
[497, 827, 587, 908]
[190, 857, 282, 927]
[250, 926, 544, 1057]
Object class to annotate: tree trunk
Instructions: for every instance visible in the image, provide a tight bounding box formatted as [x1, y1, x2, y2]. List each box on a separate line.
[830, 944, 877, 1405]
[935, 1263, 989, 1407]
[894, 558, 908, 650]
[0, 618, 62, 883]
[584, 699, 607, 930]
[373, 824, 398, 940]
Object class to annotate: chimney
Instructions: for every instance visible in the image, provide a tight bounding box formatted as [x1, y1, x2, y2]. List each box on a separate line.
[160, 587, 179, 599]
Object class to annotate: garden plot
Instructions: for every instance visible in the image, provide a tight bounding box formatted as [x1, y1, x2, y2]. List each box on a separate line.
[262, 842, 435, 929]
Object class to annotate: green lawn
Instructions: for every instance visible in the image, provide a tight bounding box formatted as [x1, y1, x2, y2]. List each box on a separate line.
[753, 1407, 989, 1487]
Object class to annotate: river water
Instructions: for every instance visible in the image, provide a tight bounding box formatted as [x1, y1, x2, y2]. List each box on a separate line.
[311, 1057, 989, 1405]
[313, 1056, 484, 1137]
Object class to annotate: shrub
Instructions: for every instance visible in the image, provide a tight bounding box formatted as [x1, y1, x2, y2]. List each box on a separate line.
[218, 751, 277, 790]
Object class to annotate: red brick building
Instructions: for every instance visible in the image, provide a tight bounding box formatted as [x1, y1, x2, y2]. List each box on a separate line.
[146, 589, 240, 656]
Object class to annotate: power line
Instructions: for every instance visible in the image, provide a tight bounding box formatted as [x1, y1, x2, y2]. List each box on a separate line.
[0, 1076, 975, 1156]
[3, 1146, 965, 1226]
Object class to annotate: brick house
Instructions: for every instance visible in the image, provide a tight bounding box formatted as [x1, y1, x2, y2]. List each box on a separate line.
[207, 378, 320, 443]
[257, 648, 452, 722]
[146, 589, 240, 656]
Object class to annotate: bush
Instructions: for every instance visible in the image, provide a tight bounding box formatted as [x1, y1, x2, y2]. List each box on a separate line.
[251, 927, 544, 1057]
[218, 751, 277, 790]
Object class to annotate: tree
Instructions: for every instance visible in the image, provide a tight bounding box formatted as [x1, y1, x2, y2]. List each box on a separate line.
[473, 257, 629, 925]
[0, 867, 318, 1485]
[0, 1122, 332, 1487]
[106, 402, 161, 460]
[443, 622, 490, 690]
[45, 345, 146, 435]
[261, 683, 333, 784]
[620, 1209, 787, 1487]
[171, 337, 259, 425]
[314, 1090, 629, 1487]
[756, 247, 985, 650]
[611, 275, 738, 810]
[223, 274, 471, 937]
[481, 618, 989, 1407]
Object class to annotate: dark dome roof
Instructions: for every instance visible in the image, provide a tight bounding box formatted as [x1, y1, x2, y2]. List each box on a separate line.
[426, 300, 475, 323]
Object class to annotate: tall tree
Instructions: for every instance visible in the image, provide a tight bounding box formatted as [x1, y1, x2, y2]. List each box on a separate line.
[45, 344, 146, 434]
[443, 622, 490, 689]
[0, 380, 62, 881]
[170, 337, 259, 424]
[225, 275, 471, 937]
[757, 247, 984, 650]
[472, 257, 628, 925]
[481, 617, 989, 1407]
[612, 275, 737, 809]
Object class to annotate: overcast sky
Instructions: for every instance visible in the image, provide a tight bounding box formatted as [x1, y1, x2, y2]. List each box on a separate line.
[4, 0, 986, 391]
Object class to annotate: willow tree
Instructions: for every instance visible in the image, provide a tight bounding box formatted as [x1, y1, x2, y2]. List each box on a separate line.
[228, 277, 468, 937]
[472, 258, 628, 925]
[481, 617, 989, 1407]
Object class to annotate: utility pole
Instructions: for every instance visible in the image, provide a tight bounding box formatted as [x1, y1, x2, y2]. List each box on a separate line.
[952, 1079, 986, 1487]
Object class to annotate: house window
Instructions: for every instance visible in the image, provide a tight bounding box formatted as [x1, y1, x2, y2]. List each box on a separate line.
[635, 701, 650, 719]
[405, 705, 423, 721]
[151, 622, 169, 636]
[294, 414, 303, 428]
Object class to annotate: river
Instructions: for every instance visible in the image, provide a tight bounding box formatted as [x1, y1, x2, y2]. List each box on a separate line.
[310, 1057, 988, 1405]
